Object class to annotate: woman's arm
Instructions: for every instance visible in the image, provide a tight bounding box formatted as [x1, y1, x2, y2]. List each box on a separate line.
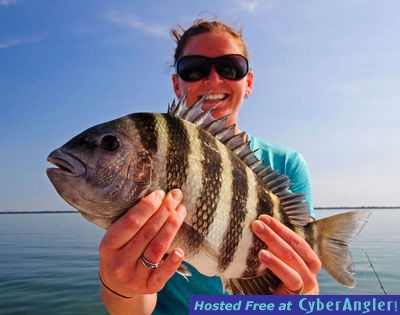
[98, 189, 186, 314]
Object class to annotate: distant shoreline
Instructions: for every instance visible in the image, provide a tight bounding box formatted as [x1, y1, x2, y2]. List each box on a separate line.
[0, 206, 399, 214]
[0, 211, 78, 214]
[314, 206, 400, 210]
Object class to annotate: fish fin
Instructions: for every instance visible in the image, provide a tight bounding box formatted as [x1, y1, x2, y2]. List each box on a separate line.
[168, 94, 310, 225]
[222, 271, 281, 295]
[312, 210, 371, 287]
[159, 253, 191, 280]
[176, 262, 191, 281]
[279, 192, 310, 226]
[167, 95, 283, 185]
[256, 164, 310, 225]
[79, 211, 113, 229]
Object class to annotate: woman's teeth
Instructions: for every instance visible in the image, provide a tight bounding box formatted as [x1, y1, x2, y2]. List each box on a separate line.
[205, 94, 226, 101]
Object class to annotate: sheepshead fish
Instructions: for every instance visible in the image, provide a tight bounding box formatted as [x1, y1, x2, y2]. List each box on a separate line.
[46, 95, 370, 294]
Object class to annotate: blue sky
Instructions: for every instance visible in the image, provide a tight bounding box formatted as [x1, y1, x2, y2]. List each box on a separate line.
[1, 0, 399, 211]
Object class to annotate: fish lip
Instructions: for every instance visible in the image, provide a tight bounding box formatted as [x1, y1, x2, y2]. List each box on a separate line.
[46, 149, 86, 177]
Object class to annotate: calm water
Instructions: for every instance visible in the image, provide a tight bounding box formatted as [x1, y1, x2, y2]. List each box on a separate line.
[0, 208, 398, 314]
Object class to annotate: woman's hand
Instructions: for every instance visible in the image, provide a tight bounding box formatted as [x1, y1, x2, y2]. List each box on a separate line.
[98, 189, 186, 314]
[252, 215, 321, 295]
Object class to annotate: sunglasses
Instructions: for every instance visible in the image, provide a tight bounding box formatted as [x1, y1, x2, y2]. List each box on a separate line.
[175, 54, 249, 82]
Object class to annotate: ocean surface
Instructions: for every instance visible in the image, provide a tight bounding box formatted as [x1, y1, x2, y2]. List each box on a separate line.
[0, 208, 398, 314]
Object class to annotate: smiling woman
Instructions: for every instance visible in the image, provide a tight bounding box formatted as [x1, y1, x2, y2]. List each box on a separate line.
[171, 28, 253, 132]
[41, 18, 323, 315]
[1, 0, 398, 313]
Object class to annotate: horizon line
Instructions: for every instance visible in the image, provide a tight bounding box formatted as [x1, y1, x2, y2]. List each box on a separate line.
[1, 206, 399, 214]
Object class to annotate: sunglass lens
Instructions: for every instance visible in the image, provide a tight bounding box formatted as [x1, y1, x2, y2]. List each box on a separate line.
[215, 55, 248, 80]
[217, 65, 238, 80]
[176, 55, 248, 81]
[177, 57, 210, 82]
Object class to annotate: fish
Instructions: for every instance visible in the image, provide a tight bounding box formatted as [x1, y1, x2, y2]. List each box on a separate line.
[46, 94, 370, 295]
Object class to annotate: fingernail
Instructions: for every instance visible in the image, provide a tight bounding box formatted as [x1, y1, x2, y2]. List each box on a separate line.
[259, 250, 271, 262]
[176, 204, 187, 217]
[153, 190, 165, 200]
[253, 220, 265, 233]
[259, 215, 271, 225]
[171, 249, 184, 263]
[170, 189, 183, 202]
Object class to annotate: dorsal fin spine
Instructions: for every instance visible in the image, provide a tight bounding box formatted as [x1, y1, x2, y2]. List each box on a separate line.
[224, 132, 246, 150]
[215, 125, 236, 142]
[232, 142, 249, 156]
[193, 108, 216, 127]
[205, 116, 228, 134]
[167, 93, 310, 226]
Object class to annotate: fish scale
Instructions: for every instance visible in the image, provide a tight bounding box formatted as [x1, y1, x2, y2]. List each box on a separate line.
[47, 94, 371, 295]
[191, 130, 222, 254]
[218, 155, 248, 272]
[164, 115, 189, 190]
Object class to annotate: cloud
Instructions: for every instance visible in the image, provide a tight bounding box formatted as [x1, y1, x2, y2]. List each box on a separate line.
[0, 0, 17, 6]
[235, 0, 274, 13]
[105, 12, 169, 38]
[0, 35, 44, 49]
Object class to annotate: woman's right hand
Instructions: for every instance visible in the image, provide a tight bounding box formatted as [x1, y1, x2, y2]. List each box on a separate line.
[98, 189, 187, 314]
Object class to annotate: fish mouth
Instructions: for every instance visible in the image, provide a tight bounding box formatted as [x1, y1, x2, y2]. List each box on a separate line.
[46, 149, 85, 177]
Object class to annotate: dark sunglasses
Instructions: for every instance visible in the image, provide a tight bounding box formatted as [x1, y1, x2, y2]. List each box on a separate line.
[175, 54, 249, 82]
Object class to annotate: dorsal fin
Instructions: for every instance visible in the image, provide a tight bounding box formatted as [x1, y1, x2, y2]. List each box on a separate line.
[167, 94, 309, 225]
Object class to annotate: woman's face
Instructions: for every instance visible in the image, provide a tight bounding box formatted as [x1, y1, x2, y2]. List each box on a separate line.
[172, 31, 253, 127]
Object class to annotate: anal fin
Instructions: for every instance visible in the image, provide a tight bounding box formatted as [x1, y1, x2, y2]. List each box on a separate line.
[222, 271, 281, 295]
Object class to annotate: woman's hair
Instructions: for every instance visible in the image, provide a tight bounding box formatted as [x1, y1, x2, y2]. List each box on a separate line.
[171, 18, 249, 64]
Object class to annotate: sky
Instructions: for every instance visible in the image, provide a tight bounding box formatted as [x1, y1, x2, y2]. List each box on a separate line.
[1, 0, 399, 212]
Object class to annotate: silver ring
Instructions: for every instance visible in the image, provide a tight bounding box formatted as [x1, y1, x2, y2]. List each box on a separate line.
[141, 255, 159, 270]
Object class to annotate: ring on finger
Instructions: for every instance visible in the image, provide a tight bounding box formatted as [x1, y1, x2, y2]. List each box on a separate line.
[286, 283, 304, 295]
[141, 255, 159, 270]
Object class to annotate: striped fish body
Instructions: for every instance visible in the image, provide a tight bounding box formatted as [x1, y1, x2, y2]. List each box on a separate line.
[151, 113, 275, 280]
[47, 96, 370, 294]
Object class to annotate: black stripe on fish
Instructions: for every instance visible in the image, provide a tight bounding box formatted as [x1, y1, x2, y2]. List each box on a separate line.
[218, 154, 248, 272]
[131, 113, 158, 154]
[305, 223, 316, 250]
[163, 115, 190, 190]
[190, 130, 223, 252]
[241, 186, 272, 278]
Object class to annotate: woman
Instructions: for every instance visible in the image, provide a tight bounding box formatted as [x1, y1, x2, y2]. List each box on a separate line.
[98, 19, 321, 315]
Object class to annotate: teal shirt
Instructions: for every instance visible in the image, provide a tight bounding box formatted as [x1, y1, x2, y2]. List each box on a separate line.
[154, 134, 314, 314]
[247, 134, 315, 219]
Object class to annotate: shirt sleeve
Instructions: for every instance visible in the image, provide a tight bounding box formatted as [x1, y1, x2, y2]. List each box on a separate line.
[248, 134, 315, 219]
[285, 151, 315, 219]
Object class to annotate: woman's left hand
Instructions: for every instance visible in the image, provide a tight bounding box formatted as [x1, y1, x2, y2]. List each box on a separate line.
[251, 215, 321, 295]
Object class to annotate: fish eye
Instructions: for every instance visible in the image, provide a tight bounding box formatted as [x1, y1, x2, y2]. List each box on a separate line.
[101, 134, 120, 151]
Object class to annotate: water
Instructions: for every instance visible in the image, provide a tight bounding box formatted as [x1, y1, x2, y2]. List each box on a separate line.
[0, 209, 398, 314]
[316, 208, 400, 296]
[0, 214, 106, 314]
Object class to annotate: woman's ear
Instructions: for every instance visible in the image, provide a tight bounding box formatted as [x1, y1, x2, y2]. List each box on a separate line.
[245, 69, 254, 97]
[172, 74, 183, 98]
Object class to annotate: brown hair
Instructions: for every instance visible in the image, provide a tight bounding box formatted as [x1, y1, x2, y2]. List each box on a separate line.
[171, 19, 249, 64]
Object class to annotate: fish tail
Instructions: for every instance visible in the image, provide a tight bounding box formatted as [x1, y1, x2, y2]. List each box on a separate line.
[311, 210, 371, 287]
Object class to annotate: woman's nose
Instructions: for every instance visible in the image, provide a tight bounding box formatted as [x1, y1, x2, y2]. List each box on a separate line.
[204, 66, 223, 85]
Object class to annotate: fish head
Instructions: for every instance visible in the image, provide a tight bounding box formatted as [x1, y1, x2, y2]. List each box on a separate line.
[46, 116, 154, 228]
